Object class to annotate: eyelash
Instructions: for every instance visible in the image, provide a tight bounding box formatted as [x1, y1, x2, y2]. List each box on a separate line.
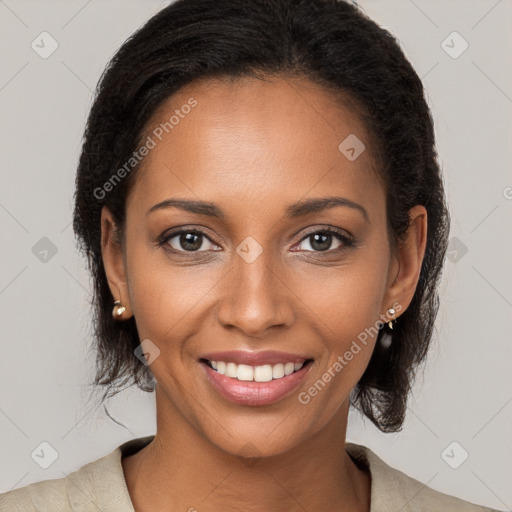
[157, 226, 355, 255]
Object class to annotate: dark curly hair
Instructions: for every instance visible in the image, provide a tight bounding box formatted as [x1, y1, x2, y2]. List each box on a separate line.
[73, 0, 450, 433]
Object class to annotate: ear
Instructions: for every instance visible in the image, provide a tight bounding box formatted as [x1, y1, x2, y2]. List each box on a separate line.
[382, 205, 428, 318]
[100, 206, 133, 319]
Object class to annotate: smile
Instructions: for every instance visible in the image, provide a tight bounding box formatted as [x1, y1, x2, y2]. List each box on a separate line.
[198, 351, 314, 406]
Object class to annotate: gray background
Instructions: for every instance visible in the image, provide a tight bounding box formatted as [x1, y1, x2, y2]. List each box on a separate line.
[1, 0, 511, 509]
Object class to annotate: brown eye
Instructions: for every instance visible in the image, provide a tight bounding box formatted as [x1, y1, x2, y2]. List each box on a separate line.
[296, 228, 353, 253]
[160, 229, 219, 252]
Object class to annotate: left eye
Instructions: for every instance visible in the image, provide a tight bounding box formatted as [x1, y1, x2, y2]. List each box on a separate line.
[296, 230, 350, 252]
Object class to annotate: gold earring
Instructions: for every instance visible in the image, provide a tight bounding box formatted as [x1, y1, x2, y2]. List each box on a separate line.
[112, 300, 126, 318]
[387, 307, 396, 329]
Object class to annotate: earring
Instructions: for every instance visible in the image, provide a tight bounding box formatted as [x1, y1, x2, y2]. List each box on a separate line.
[112, 300, 126, 318]
[387, 307, 396, 329]
[380, 307, 397, 348]
[380, 332, 392, 349]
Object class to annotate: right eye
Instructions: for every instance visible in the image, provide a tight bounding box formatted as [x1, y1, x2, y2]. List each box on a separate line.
[158, 229, 221, 253]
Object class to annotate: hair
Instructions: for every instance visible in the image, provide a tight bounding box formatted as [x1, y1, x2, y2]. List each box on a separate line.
[73, 0, 450, 433]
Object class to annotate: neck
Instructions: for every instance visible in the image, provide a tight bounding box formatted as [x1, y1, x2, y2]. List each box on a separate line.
[122, 389, 370, 512]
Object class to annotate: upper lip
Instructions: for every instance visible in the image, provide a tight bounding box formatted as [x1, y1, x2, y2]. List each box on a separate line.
[200, 350, 312, 366]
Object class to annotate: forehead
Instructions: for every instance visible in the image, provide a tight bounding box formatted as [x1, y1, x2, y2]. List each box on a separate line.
[129, 75, 385, 221]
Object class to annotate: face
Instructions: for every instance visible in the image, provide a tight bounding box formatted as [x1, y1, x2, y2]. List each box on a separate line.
[102, 75, 426, 457]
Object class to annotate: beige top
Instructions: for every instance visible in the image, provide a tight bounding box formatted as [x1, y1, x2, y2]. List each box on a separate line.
[0, 435, 499, 511]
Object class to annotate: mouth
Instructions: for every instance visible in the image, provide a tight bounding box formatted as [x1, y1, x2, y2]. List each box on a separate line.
[198, 352, 314, 406]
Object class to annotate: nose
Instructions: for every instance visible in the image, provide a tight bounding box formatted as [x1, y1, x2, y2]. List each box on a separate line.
[216, 242, 295, 338]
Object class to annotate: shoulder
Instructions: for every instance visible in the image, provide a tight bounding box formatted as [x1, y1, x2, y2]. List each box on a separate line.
[0, 474, 69, 512]
[346, 442, 500, 512]
[0, 438, 142, 512]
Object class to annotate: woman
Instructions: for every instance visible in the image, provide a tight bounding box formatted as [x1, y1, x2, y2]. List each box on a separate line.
[0, 0, 500, 510]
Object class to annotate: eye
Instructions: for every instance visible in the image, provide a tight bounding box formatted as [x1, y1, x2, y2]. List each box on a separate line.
[158, 229, 220, 252]
[295, 228, 354, 253]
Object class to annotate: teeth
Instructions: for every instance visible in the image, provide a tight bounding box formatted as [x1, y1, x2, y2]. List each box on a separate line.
[254, 365, 272, 382]
[237, 364, 254, 381]
[208, 360, 306, 382]
[272, 363, 284, 379]
[284, 362, 295, 376]
[225, 362, 237, 378]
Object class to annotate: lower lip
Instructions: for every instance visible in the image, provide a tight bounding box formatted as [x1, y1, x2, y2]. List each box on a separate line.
[200, 360, 313, 406]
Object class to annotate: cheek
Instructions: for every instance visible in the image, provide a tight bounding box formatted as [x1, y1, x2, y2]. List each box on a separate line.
[296, 247, 389, 341]
[124, 233, 222, 351]
[296, 241, 390, 386]
[294, 258, 388, 417]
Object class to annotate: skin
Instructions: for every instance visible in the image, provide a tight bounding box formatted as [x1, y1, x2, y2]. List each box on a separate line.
[101, 74, 427, 512]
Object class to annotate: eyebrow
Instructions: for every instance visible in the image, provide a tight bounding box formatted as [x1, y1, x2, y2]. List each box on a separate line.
[147, 196, 369, 223]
